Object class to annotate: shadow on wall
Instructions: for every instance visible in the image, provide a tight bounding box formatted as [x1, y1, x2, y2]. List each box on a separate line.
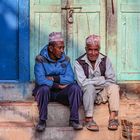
[0, 0, 19, 80]
[0, 0, 100, 98]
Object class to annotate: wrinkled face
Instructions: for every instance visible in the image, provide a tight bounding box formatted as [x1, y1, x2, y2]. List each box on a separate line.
[85, 44, 100, 62]
[51, 41, 65, 60]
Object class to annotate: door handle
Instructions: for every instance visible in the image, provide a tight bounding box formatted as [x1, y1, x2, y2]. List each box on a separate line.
[67, 9, 74, 23]
[61, 7, 82, 24]
[61, 7, 82, 10]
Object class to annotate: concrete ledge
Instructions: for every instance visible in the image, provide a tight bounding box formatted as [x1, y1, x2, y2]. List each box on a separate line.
[0, 82, 140, 101]
[0, 83, 34, 101]
[0, 101, 110, 127]
[0, 97, 139, 139]
[0, 126, 122, 140]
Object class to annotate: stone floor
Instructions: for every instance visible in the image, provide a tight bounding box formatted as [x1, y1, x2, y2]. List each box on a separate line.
[0, 92, 139, 140]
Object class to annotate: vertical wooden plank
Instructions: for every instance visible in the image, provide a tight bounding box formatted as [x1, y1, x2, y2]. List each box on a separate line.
[19, 0, 30, 82]
[106, 0, 118, 73]
[100, 0, 106, 54]
[61, 0, 67, 51]
[117, 0, 140, 81]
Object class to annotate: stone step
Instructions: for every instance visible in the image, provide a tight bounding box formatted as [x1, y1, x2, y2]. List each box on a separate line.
[0, 94, 139, 139]
[0, 126, 122, 140]
[0, 102, 110, 127]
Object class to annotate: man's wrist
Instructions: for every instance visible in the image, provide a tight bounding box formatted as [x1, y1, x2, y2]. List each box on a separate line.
[53, 76, 60, 83]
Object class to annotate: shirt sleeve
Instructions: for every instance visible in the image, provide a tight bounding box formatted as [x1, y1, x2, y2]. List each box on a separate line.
[34, 61, 53, 86]
[59, 62, 75, 84]
[74, 61, 106, 87]
[104, 57, 116, 86]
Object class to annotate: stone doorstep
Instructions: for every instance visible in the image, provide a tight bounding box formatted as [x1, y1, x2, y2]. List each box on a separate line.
[0, 101, 121, 140]
[0, 126, 122, 140]
[0, 99, 139, 140]
[0, 101, 131, 140]
[0, 122, 34, 127]
[0, 101, 111, 127]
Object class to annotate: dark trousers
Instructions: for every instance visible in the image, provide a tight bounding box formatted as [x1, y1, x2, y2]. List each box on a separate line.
[33, 83, 83, 122]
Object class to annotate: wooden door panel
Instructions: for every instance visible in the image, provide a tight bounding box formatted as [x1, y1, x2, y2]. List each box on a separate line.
[117, 0, 140, 81]
[0, 0, 18, 80]
[67, 13, 100, 64]
[67, 0, 106, 66]
[30, 0, 62, 80]
[30, 0, 106, 79]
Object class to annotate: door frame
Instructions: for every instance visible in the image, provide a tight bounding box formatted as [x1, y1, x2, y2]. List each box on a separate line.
[18, 0, 30, 82]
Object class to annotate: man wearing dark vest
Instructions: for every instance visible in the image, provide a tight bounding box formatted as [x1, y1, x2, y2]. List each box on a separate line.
[74, 34, 120, 131]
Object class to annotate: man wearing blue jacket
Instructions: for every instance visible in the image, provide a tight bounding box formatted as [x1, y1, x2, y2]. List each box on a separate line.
[33, 32, 83, 132]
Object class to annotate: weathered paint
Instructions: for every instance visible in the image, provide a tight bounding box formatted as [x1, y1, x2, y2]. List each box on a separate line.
[106, 0, 118, 73]
[0, 83, 34, 101]
[30, 0, 62, 80]
[117, 0, 140, 81]
[66, 0, 106, 66]
[30, 0, 106, 80]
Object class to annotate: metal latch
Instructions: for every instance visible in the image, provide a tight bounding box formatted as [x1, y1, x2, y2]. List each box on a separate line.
[62, 7, 82, 24]
[61, 7, 82, 10]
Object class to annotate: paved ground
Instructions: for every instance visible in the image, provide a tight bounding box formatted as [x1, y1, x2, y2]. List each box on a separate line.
[0, 92, 139, 140]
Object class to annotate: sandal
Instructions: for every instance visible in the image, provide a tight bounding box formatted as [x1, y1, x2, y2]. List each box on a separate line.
[85, 120, 99, 131]
[108, 119, 119, 130]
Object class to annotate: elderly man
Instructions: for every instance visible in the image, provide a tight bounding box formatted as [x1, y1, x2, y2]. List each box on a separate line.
[74, 34, 120, 131]
[33, 32, 83, 132]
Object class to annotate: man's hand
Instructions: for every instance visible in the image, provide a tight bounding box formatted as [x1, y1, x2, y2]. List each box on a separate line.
[58, 84, 68, 89]
[46, 76, 68, 89]
[46, 76, 54, 81]
[35, 55, 44, 63]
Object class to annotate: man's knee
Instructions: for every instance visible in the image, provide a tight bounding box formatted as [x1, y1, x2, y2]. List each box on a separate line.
[106, 84, 120, 98]
[82, 84, 96, 94]
[69, 83, 80, 90]
[108, 84, 119, 90]
[107, 84, 120, 94]
[69, 83, 83, 97]
[37, 85, 50, 96]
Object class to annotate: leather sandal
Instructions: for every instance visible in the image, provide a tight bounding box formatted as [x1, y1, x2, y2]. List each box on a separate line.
[85, 120, 99, 131]
[108, 119, 119, 130]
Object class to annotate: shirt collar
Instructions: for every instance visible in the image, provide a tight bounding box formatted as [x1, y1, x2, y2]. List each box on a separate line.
[81, 53, 105, 67]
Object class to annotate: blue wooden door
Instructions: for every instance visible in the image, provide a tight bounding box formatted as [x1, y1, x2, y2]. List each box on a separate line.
[0, 0, 18, 80]
[0, 0, 29, 82]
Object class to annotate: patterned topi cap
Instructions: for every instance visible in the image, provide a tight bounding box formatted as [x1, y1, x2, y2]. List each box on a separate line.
[86, 34, 100, 46]
[48, 32, 64, 43]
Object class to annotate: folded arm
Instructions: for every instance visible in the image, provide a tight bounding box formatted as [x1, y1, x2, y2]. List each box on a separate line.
[74, 61, 106, 87]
